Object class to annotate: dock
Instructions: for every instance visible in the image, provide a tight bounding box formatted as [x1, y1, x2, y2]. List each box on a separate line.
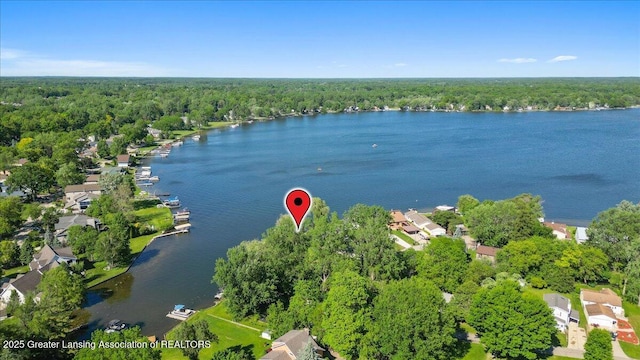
[174, 223, 191, 232]
[166, 305, 196, 321]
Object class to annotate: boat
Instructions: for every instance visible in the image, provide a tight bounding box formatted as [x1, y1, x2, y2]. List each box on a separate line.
[175, 208, 190, 216]
[160, 152, 169, 158]
[172, 141, 183, 147]
[372, 143, 378, 148]
[136, 182, 153, 187]
[174, 223, 191, 232]
[105, 319, 127, 333]
[166, 305, 196, 321]
[173, 214, 190, 223]
[163, 197, 180, 208]
[148, 176, 160, 182]
[230, 123, 240, 128]
[214, 290, 224, 300]
[192, 134, 201, 140]
[141, 166, 152, 171]
[247, 120, 254, 124]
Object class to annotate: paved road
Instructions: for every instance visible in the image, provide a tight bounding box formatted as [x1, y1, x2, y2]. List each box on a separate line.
[391, 235, 412, 250]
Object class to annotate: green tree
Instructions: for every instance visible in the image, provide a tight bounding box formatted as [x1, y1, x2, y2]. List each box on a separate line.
[431, 210, 463, 234]
[297, 339, 321, 360]
[19, 241, 34, 265]
[210, 348, 254, 360]
[97, 138, 110, 158]
[321, 270, 373, 359]
[74, 327, 161, 360]
[109, 136, 128, 157]
[457, 194, 480, 214]
[469, 281, 556, 360]
[361, 277, 457, 360]
[94, 214, 131, 267]
[451, 280, 481, 321]
[0, 240, 20, 268]
[587, 200, 640, 270]
[418, 237, 469, 292]
[66, 225, 98, 259]
[172, 320, 218, 360]
[0, 196, 23, 239]
[584, 328, 612, 360]
[55, 161, 85, 188]
[6, 162, 55, 201]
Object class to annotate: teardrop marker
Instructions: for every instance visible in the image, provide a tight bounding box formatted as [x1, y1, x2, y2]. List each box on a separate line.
[284, 188, 312, 232]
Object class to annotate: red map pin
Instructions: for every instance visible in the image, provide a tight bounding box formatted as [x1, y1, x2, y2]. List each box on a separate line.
[284, 188, 312, 232]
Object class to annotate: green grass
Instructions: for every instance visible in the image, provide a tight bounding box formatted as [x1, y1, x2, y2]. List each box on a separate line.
[621, 301, 640, 359]
[85, 206, 171, 288]
[206, 121, 234, 128]
[2, 264, 29, 278]
[162, 301, 269, 360]
[457, 343, 487, 360]
[621, 341, 640, 359]
[392, 230, 415, 245]
[134, 206, 173, 232]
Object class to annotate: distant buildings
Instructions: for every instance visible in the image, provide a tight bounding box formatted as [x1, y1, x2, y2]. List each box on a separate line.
[475, 244, 499, 264]
[543, 221, 571, 240]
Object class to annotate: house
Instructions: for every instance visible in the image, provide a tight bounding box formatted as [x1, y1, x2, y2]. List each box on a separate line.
[476, 244, 499, 264]
[389, 210, 408, 230]
[404, 210, 446, 236]
[405, 210, 430, 228]
[65, 192, 100, 212]
[260, 329, 325, 360]
[580, 288, 624, 316]
[423, 221, 447, 237]
[402, 224, 420, 235]
[0, 270, 42, 304]
[544, 293, 579, 332]
[54, 215, 99, 243]
[576, 227, 588, 244]
[64, 184, 101, 203]
[543, 221, 571, 240]
[117, 154, 131, 168]
[29, 244, 77, 272]
[147, 127, 162, 139]
[84, 174, 100, 185]
[584, 303, 617, 331]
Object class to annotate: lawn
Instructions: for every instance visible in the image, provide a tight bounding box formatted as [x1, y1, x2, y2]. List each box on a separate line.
[456, 343, 487, 360]
[2, 264, 29, 279]
[621, 301, 640, 359]
[85, 206, 171, 288]
[392, 230, 415, 245]
[162, 301, 269, 360]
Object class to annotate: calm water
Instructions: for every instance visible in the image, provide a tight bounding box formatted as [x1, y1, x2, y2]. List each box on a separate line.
[82, 109, 640, 337]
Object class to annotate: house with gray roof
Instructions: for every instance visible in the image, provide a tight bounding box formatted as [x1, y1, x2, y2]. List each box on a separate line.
[55, 214, 99, 242]
[0, 270, 43, 304]
[544, 293, 579, 332]
[29, 244, 77, 272]
[260, 329, 325, 360]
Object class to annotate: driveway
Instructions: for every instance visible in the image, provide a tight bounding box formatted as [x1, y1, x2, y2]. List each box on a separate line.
[567, 322, 587, 350]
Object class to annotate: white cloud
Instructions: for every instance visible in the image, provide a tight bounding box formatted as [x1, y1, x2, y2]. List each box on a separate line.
[498, 58, 537, 63]
[1, 48, 174, 76]
[548, 55, 578, 63]
[0, 48, 27, 60]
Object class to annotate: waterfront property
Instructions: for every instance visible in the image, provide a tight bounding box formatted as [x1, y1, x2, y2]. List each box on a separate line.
[54, 214, 100, 243]
[543, 221, 571, 240]
[117, 154, 131, 168]
[575, 227, 589, 244]
[260, 329, 325, 360]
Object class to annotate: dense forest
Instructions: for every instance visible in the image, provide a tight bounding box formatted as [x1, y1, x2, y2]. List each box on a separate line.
[2, 77, 640, 148]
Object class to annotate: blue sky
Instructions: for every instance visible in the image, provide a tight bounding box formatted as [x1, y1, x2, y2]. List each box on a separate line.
[1, 1, 638, 77]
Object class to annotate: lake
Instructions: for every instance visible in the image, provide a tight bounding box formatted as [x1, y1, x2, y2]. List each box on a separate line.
[82, 109, 640, 337]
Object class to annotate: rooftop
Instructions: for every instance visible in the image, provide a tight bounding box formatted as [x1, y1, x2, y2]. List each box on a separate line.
[544, 293, 571, 312]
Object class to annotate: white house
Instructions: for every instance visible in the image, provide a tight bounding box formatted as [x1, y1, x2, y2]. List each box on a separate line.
[576, 227, 588, 244]
[580, 288, 624, 317]
[544, 293, 579, 332]
[543, 221, 571, 240]
[0, 270, 42, 304]
[117, 154, 131, 168]
[584, 303, 618, 331]
[404, 210, 446, 236]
